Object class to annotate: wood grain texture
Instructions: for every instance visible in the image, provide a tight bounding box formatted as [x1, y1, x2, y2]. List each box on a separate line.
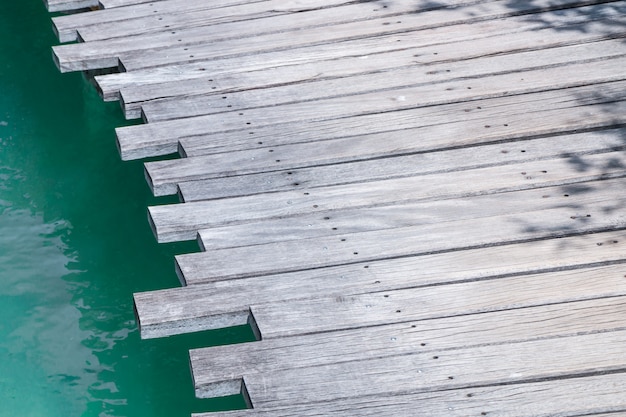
[171, 178, 626, 283]
[149, 154, 626, 243]
[45, 0, 98, 12]
[134, 233, 626, 338]
[55, 0, 266, 42]
[53, 0, 271, 42]
[97, 0, 175, 9]
[52, 0, 611, 72]
[133, 55, 626, 122]
[133, 41, 626, 121]
[191, 174, 626, 250]
[46, 0, 626, 414]
[177, 128, 625, 202]
[133, 73, 626, 144]
[249, 264, 626, 338]
[69, 0, 474, 44]
[191, 329, 626, 405]
[192, 372, 626, 416]
[128, 79, 623, 166]
[96, 3, 624, 103]
[116, 0, 621, 72]
[190, 295, 626, 380]
[142, 83, 626, 195]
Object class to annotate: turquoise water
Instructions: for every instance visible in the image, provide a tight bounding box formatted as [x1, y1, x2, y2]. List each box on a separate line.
[0, 2, 254, 416]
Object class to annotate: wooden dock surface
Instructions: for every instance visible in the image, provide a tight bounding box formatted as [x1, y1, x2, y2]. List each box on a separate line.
[48, 0, 626, 415]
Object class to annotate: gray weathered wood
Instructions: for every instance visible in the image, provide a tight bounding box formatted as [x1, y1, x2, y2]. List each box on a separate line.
[128, 81, 626, 165]
[47, 0, 626, 415]
[54, 0, 355, 43]
[130, 59, 626, 132]
[158, 114, 621, 197]
[97, 0, 175, 9]
[149, 152, 626, 243]
[192, 171, 626, 250]
[118, 2, 625, 73]
[45, 0, 98, 12]
[192, 372, 626, 416]
[249, 264, 626, 338]
[96, 3, 624, 103]
[190, 295, 626, 380]
[176, 128, 626, 201]
[172, 179, 625, 281]
[134, 232, 626, 338]
[132, 41, 626, 121]
[54, 0, 269, 42]
[70, 0, 476, 44]
[191, 329, 626, 406]
[52, 0, 607, 72]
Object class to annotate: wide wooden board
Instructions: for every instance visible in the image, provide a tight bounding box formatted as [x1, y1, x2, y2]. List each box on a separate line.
[192, 372, 626, 416]
[96, 3, 625, 103]
[132, 41, 626, 121]
[134, 235, 626, 338]
[176, 128, 626, 201]
[191, 330, 626, 406]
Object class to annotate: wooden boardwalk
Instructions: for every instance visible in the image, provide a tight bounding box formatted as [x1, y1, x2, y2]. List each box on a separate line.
[47, 0, 626, 415]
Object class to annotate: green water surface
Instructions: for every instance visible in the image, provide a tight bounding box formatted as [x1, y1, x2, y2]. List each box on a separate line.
[0, 2, 254, 416]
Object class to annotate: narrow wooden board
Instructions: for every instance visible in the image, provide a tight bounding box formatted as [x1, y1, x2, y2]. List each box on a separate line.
[191, 171, 626, 250]
[132, 58, 626, 133]
[73, 0, 476, 44]
[149, 151, 626, 243]
[190, 297, 626, 380]
[97, 0, 174, 9]
[134, 232, 626, 338]
[132, 41, 626, 121]
[45, 0, 98, 12]
[97, 3, 625, 102]
[118, 2, 624, 73]
[54, 0, 268, 42]
[249, 264, 626, 338]
[192, 372, 626, 416]
[190, 295, 626, 380]
[155, 113, 621, 197]
[171, 179, 626, 281]
[191, 330, 626, 406]
[128, 81, 626, 165]
[54, 0, 355, 43]
[176, 128, 626, 201]
[52, 0, 607, 72]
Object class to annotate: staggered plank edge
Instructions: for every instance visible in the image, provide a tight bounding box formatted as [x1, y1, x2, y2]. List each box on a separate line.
[47, 0, 626, 416]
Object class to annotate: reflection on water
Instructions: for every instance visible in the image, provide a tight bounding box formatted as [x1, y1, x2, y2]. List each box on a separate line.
[0, 2, 253, 416]
[0, 203, 94, 417]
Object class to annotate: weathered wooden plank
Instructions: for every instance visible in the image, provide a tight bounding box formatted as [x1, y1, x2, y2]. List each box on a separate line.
[52, 0, 608, 72]
[97, 3, 625, 103]
[133, 40, 626, 121]
[172, 179, 626, 281]
[128, 80, 626, 165]
[117, 1, 624, 73]
[191, 330, 626, 406]
[192, 372, 626, 416]
[54, 0, 268, 42]
[177, 128, 626, 201]
[190, 295, 626, 379]
[249, 264, 626, 338]
[53, 0, 352, 43]
[149, 150, 626, 243]
[45, 0, 98, 12]
[74, 0, 477, 44]
[133, 58, 626, 133]
[134, 231, 626, 338]
[192, 170, 626, 251]
[97, 0, 171, 9]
